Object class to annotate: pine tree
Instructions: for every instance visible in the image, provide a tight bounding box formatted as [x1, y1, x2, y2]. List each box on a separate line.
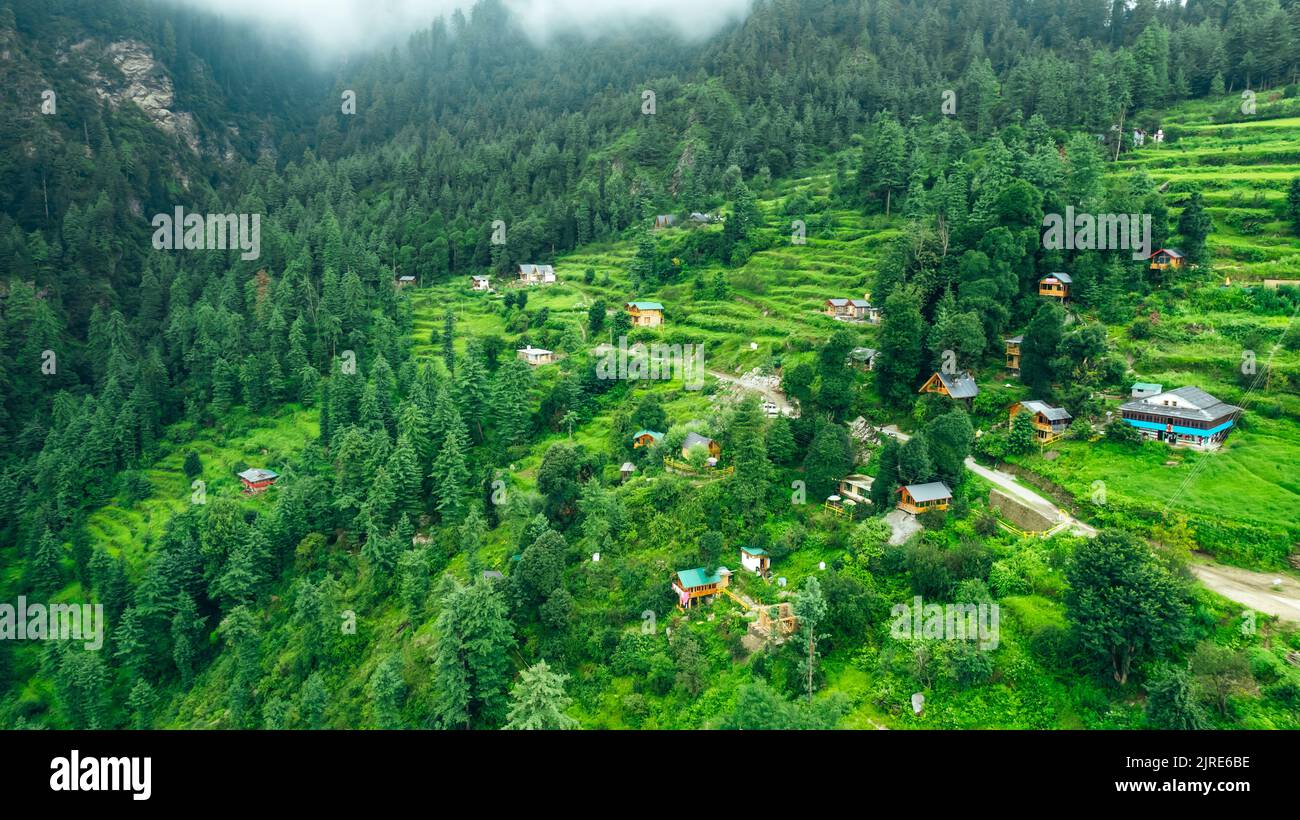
[432, 580, 517, 728]
[492, 357, 534, 447]
[30, 529, 63, 597]
[430, 395, 471, 523]
[127, 679, 158, 729]
[299, 671, 329, 729]
[504, 660, 578, 730]
[369, 654, 407, 729]
[171, 593, 205, 686]
[1176, 190, 1212, 264]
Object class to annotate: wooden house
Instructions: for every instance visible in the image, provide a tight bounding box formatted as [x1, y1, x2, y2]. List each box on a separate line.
[395, 275, 417, 289]
[516, 346, 554, 366]
[238, 468, 279, 494]
[1005, 336, 1023, 373]
[625, 301, 664, 328]
[1010, 400, 1072, 444]
[632, 430, 663, 449]
[681, 431, 721, 461]
[740, 546, 770, 576]
[1119, 385, 1242, 449]
[919, 371, 979, 402]
[653, 214, 677, 229]
[824, 297, 853, 318]
[672, 566, 730, 608]
[517, 264, 556, 285]
[470, 275, 492, 291]
[1148, 248, 1185, 272]
[896, 481, 952, 514]
[1038, 272, 1071, 300]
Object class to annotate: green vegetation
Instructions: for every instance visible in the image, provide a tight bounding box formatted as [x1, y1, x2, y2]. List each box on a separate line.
[1, 0, 1298, 733]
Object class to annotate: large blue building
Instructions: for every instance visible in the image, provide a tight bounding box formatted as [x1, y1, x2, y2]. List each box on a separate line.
[1119, 386, 1242, 449]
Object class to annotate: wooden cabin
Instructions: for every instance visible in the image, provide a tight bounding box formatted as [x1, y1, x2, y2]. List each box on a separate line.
[824, 297, 874, 321]
[681, 432, 721, 461]
[625, 301, 664, 328]
[919, 371, 979, 402]
[672, 566, 730, 608]
[1004, 336, 1022, 373]
[824, 297, 852, 318]
[395, 275, 417, 289]
[740, 546, 770, 576]
[238, 468, 279, 494]
[470, 275, 492, 291]
[1119, 385, 1242, 450]
[897, 481, 952, 514]
[632, 430, 663, 449]
[516, 346, 554, 366]
[517, 264, 556, 285]
[1148, 248, 1184, 272]
[1010, 400, 1072, 444]
[1038, 272, 1071, 300]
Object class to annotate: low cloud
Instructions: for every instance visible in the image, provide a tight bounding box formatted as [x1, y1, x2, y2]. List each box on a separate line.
[160, 0, 752, 56]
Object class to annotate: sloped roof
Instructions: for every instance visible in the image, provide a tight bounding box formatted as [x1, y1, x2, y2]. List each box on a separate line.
[682, 432, 716, 450]
[633, 430, 664, 442]
[518, 346, 552, 355]
[1020, 400, 1072, 422]
[1005, 335, 1024, 344]
[1119, 386, 1242, 422]
[1042, 272, 1073, 284]
[740, 546, 768, 556]
[1151, 247, 1184, 258]
[826, 298, 849, 306]
[627, 301, 664, 311]
[676, 567, 722, 588]
[238, 468, 278, 483]
[900, 481, 952, 503]
[850, 347, 878, 360]
[937, 371, 979, 399]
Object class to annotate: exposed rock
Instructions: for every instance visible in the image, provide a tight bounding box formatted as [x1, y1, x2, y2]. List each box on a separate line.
[88, 39, 199, 154]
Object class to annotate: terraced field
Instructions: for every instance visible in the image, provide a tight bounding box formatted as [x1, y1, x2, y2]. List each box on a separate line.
[81, 405, 319, 567]
[1013, 95, 1300, 567]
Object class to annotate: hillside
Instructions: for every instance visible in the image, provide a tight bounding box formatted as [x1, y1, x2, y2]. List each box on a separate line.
[2, 0, 1300, 734]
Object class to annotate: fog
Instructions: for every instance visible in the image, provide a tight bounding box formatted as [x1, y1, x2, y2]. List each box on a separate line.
[160, 0, 753, 55]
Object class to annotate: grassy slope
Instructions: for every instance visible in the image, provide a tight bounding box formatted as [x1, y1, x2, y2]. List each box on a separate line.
[1010, 94, 1300, 567]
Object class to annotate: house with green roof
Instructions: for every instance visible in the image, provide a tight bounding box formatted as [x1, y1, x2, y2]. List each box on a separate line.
[632, 430, 664, 448]
[672, 566, 731, 608]
[625, 301, 665, 328]
[739, 546, 770, 576]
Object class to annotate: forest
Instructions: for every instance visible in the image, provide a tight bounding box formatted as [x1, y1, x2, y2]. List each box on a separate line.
[0, 0, 1298, 730]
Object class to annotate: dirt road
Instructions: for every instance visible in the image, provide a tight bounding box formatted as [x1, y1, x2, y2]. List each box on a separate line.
[1190, 562, 1300, 623]
[708, 369, 795, 415]
[879, 425, 1096, 537]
